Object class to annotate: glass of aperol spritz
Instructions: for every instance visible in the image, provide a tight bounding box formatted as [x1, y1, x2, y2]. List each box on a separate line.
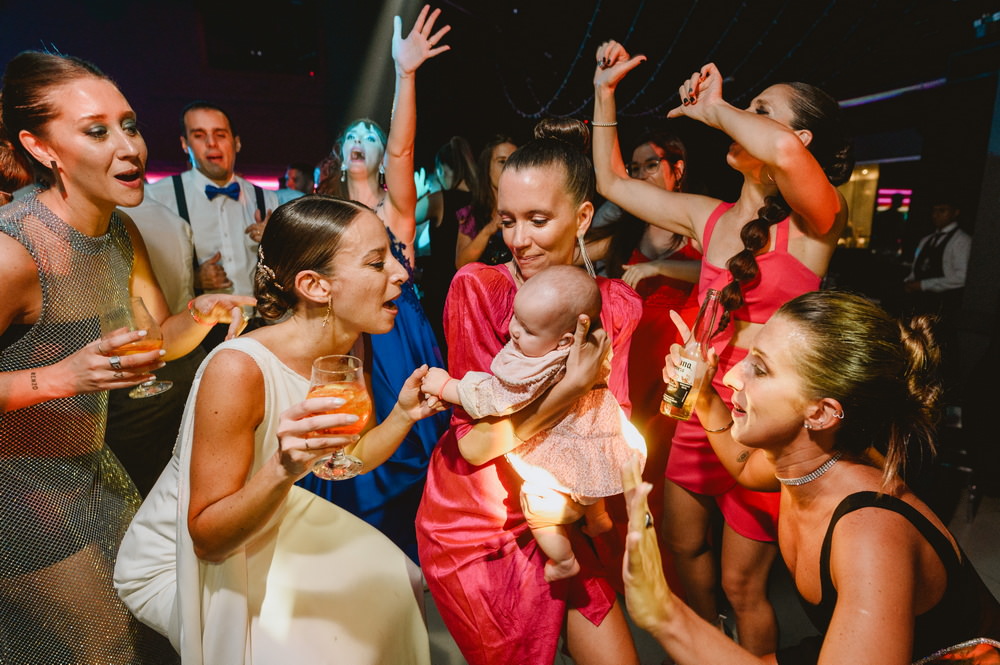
[98, 296, 172, 399]
[307, 354, 371, 480]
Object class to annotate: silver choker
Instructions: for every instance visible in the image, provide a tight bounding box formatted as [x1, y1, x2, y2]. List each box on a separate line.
[775, 452, 843, 486]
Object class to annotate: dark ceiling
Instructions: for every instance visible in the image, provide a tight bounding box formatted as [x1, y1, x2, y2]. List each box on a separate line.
[1, 0, 998, 179]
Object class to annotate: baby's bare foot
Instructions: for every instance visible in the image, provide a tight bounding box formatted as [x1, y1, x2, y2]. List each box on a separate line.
[582, 511, 613, 537]
[544, 557, 580, 582]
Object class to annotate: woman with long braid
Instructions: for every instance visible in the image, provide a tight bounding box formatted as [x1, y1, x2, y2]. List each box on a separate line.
[592, 41, 852, 654]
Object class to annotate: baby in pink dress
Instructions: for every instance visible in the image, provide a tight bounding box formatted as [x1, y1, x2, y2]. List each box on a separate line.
[422, 265, 646, 581]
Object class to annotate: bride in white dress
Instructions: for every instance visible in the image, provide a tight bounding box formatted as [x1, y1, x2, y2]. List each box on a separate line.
[117, 196, 444, 664]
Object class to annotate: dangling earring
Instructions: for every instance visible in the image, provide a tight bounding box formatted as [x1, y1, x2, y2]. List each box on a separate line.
[340, 169, 346, 183]
[321, 296, 332, 327]
[378, 163, 386, 191]
[578, 234, 596, 278]
[49, 160, 66, 196]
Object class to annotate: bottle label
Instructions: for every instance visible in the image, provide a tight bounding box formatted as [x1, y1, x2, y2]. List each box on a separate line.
[662, 357, 696, 409]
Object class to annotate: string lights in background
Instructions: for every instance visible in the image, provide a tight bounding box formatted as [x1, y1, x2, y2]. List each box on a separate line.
[474, 0, 974, 120]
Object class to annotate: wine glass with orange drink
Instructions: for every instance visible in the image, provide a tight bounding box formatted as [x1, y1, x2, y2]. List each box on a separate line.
[98, 296, 172, 399]
[307, 354, 371, 480]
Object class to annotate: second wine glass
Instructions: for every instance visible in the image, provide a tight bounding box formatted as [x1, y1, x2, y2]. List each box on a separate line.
[307, 354, 371, 480]
[98, 296, 172, 399]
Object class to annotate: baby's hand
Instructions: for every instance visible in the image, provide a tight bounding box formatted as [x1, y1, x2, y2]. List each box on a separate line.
[421, 366, 452, 398]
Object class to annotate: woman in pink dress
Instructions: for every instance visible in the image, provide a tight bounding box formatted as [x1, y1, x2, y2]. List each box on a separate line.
[415, 119, 643, 665]
[593, 42, 852, 653]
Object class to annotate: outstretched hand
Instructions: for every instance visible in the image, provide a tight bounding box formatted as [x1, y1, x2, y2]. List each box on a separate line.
[593, 40, 646, 91]
[398, 364, 450, 421]
[393, 5, 451, 76]
[622, 454, 675, 636]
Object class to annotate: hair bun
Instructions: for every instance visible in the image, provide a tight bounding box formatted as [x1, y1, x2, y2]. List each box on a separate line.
[532, 118, 591, 153]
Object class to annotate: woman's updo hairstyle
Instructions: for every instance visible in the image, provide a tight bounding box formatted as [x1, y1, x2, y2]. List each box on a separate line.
[718, 82, 855, 333]
[776, 291, 941, 489]
[0, 51, 111, 187]
[254, 195, 371, 320]
[504, 117, 595, 206]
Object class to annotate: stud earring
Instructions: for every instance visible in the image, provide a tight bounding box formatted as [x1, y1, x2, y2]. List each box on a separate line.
[804, 422, 813, 430]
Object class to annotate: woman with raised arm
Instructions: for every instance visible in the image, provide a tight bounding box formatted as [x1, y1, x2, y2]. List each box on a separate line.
[416, 119, 643, 665]
[623, 290, 1000, 665]
[583, 129, 701, 514]
[297, 5, 452, 562]
[0, 51, 250, 663]
[593, 41, 853, 653]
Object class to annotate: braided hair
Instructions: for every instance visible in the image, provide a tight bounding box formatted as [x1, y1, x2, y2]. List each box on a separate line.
[717, 82, 854, 332]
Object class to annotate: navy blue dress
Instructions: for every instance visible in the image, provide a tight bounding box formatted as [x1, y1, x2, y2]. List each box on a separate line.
[298, 227, 450, 562]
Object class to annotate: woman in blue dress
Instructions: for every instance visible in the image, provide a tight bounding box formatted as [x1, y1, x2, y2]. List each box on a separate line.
[296, 5, 451, 561]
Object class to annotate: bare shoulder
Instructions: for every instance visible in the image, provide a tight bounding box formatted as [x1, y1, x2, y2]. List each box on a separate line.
[200, 347, 265, 392]
[196, 348, 266, 422]
[0, 232, 41, 327]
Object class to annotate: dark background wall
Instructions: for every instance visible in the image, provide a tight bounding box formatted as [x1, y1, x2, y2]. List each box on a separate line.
[2, 0, 997, 193]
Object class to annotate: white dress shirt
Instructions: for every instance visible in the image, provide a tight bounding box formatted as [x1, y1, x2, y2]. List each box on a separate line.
[907, 222, 972, 292]
[146, 170, 278, 297]
[119, 198, 195, 315]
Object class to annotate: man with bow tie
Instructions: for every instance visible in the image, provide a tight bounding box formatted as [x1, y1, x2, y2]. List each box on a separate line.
[147, 101, 278, 300]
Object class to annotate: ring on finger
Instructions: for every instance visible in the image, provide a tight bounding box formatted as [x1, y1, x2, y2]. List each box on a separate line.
[97, 341, 106, 354]
[644, 511, 654, 529]
[109, 356, 123, 370]
[114, 371, 124, 379]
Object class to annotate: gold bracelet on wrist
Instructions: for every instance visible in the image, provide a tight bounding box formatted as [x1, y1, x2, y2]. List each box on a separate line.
[187, 299, 213, 327]
[703, 419, 734, 433]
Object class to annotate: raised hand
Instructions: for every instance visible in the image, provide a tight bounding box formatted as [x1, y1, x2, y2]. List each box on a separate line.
[666, 63, 725, 124]
[593, 40, 646, 91]
[245, 208, 271, 244]
[392, 5, 451, 76]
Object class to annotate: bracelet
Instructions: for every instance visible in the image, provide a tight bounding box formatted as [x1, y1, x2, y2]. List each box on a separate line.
[438, 378, 454, 400]
[703, 419, 734, 433]
[187, 299, 213, 327]
[590, 120, 618, 127]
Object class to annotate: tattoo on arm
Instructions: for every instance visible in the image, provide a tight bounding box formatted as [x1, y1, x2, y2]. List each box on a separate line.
[736, 450, 750, 464]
